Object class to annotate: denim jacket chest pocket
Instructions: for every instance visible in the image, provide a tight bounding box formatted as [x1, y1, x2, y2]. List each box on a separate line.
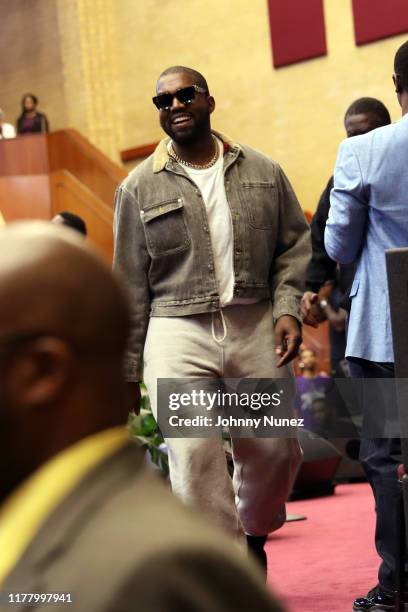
[239, 180, 278, 230]
[140, 197, 191, 257]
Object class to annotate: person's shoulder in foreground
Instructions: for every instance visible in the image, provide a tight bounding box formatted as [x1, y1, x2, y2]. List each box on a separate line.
[2, 438, 284, 612]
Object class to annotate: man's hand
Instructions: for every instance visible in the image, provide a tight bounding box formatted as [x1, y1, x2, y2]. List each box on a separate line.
[300, 291, 328, 327]
[301, 282, 334, 327]
[275, 315, 302, 367]
[125, 381, 142, 415]
[301, 291, 321, 327]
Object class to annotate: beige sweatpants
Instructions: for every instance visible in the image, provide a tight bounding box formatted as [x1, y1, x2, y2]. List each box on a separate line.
[143, 300, 302, 537]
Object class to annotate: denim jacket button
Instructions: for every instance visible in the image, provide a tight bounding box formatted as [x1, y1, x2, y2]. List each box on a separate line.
[208, 264, 213, 271]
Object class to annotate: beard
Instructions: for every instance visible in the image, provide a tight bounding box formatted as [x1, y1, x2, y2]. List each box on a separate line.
[161, 110, 211, 146]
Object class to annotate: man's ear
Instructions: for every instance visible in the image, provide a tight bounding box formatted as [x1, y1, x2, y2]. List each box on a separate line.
[6, 338, 73, 407]
[393, 73, 402, 94]
[208, 95, 216, 115]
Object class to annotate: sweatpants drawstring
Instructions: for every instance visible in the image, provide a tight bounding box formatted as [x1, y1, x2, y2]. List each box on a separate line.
[211, 309, 227, 343]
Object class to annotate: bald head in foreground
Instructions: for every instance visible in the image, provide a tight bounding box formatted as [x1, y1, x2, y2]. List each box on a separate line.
[0, 222, 283, 612]
[0, 222, 130, 503]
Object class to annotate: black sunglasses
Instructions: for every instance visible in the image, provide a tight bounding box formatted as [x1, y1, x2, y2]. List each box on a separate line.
[152, 85, 208, 111]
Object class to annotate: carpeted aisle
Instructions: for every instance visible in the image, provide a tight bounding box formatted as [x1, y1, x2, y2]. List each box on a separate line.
[266, 483, 377, 612]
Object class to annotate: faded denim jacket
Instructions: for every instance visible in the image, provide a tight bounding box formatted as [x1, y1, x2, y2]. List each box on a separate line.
[113, 131, 311, 381]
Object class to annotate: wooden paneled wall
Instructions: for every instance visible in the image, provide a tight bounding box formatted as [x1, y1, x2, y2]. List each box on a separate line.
[0, 135, 49, 176]
[0, 176, 51, 221]
[0, 135, 51, 222]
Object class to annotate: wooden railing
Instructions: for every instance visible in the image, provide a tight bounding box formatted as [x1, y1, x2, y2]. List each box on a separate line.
[120, 142, 158, 163]
[50, 170, 113, 260]
[0, 132, 123, 260]
[48, 130, 126, 208]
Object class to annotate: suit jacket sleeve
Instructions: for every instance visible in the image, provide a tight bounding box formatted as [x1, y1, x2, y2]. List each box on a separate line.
[306, 176, 337, 292]
[325, 139, 368, 265]
[113, 185, 151, 381]
[107, 547, 284, 612]
[270, 164, 312, 324]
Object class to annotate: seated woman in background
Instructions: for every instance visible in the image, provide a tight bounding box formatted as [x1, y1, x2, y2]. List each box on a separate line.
[17, 93, 49, 134]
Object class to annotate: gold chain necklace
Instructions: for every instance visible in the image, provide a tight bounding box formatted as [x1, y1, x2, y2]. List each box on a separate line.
[169, 136, 219, 169]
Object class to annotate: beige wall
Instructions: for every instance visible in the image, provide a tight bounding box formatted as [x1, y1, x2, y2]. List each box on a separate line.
[1, 1, 407, 211]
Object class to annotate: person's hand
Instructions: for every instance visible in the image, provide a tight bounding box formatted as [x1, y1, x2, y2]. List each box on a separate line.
[124, 381, 142, 415]
[275, 315, 302, 367]
[300, 291, 326, 327]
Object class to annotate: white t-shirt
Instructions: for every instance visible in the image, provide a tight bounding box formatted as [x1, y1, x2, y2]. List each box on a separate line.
[179, 138, 234, 305]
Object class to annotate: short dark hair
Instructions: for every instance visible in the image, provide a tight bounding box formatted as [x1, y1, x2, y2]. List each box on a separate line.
[58, 212, 87, 236]
[394, 41, 408, 93]
[157, 66, 209, 93]
[344, 97, 391, 127]
[21, 93, 38, 109]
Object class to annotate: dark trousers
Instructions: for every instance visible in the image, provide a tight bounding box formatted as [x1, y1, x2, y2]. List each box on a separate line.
[348, 357, 403, 592]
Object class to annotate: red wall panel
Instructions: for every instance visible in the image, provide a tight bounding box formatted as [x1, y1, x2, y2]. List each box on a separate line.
[352, 0, 408, 46]
[268, 0, 327, 68]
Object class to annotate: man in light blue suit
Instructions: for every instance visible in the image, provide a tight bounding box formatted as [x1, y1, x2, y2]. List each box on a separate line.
[325, 41, 408, 612]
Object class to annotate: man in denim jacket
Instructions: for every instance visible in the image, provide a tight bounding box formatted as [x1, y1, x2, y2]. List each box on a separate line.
[113, 66, 311, 571]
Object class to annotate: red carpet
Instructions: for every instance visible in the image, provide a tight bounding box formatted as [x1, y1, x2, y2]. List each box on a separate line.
[266, 483, 377, 612]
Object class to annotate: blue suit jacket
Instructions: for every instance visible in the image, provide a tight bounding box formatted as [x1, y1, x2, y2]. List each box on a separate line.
[325, 114, 408, 363]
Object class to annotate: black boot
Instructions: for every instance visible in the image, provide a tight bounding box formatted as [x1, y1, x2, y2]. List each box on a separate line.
[246, 534, 268, 576]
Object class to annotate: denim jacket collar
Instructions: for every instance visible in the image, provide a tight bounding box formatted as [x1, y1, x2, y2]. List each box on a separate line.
[152, 130, 243, 173]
